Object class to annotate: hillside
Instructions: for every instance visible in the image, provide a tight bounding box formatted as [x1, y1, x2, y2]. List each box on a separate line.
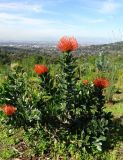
[79, 41, 123, 55]
[0, 41, 123, 64]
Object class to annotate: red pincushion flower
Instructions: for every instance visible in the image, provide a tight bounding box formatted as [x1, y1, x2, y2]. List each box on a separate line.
[34, 64, 48, 75]
[83, 80, 88, 85]
[93, 78, 109, 88]
[2, 105, 16, 116]
[57, 36, 78, 52]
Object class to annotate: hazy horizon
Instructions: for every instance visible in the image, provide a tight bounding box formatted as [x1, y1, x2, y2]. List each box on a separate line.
[0, 0, 123, 43]
[0, 37, 121, 45]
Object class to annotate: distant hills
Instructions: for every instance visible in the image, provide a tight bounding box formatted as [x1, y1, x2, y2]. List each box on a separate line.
[0, 41, 123, 55]
[79, 41, 123, 55]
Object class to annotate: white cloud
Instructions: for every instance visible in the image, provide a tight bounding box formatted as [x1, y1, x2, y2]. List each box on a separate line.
[0, 12, 54, 26]
[0, 19, 111, 41]
[0, 11, 110, 41]
[70, 13, 106, 24]
[84, 18, 105, 24]
[0, 2, 43, 13]
[99, 0, 121, 14]
[0, 12, 90, 41]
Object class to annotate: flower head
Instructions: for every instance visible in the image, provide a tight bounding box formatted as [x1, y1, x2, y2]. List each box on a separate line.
[93, 78, 109, 88]
[57, 36, 78, 52]
[83, 80, 88, 85]
[34, 64, 48, 75]
[2, 105, 16, 116]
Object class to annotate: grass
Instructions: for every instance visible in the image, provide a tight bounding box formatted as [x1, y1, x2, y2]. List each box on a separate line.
[0, 128, 18, 159]
[105, 95, 123, 160]
[106, 102, 123, 117]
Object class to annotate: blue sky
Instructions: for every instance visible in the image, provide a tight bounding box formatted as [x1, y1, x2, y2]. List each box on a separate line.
[0, 0, 123, 43]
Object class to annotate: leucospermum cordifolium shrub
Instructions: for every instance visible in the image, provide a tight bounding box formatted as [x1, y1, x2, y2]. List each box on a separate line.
[0, 65, 41, 130]
[0, 36, 114, 157]
[56, 37, 113, 153]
